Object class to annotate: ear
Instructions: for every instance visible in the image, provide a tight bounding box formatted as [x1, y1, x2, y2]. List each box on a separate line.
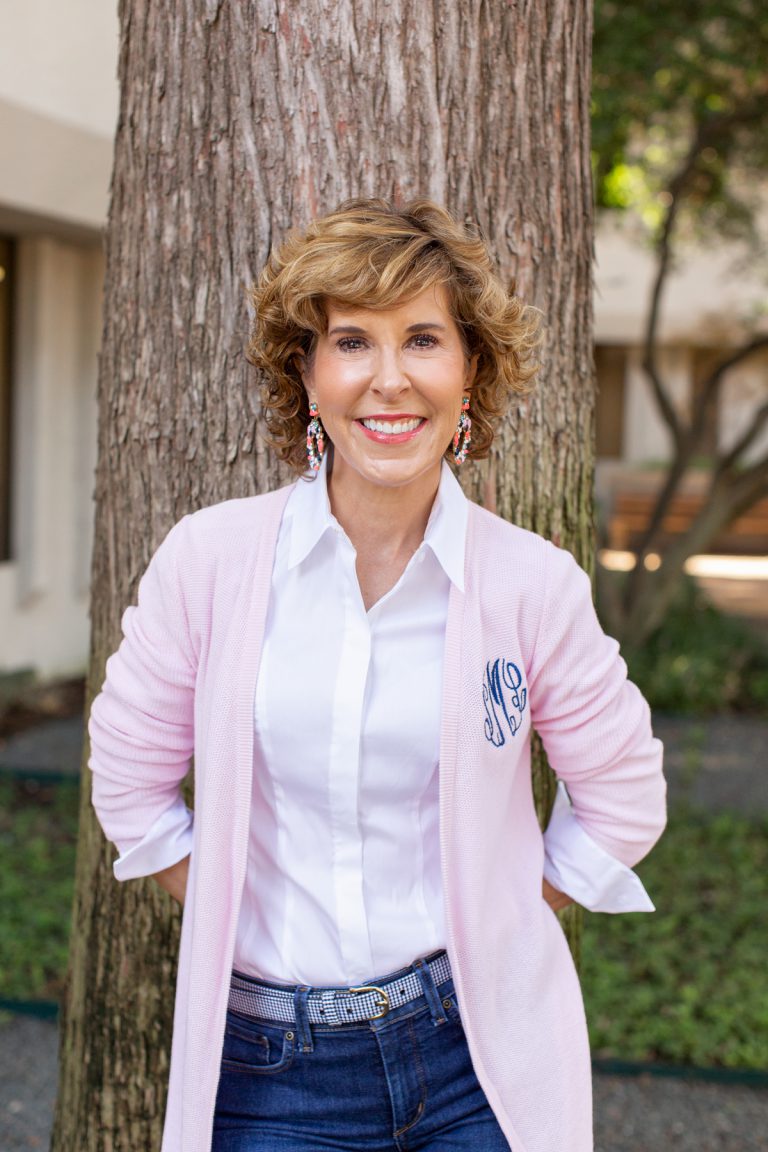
[296, 352, 316, 404]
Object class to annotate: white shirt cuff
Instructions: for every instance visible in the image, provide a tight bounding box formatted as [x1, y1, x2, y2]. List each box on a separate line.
[113, 797, 194, 881]
[543, 781, 655, 913]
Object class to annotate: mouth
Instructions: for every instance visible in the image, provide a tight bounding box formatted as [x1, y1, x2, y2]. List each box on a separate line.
[356, 416, 426, 443]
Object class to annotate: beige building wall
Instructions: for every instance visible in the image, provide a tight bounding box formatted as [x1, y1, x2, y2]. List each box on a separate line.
[594, 216, 768, 468]
[0, 239, 102, 675]
[0, 2, 114, 676]
[719, 355, 768, 465]
[0, 0, 118, 135]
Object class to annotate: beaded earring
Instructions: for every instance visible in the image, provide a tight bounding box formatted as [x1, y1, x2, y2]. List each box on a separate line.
[452, 396, 472, 465]
[306, 402, 325, 471]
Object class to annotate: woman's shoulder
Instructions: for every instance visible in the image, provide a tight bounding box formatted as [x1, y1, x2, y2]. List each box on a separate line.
[466, 501, 587, 584]
[183, 481, 294, 540]
[151, 482, 295, 577]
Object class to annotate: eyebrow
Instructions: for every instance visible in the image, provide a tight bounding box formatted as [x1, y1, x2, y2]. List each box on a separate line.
[327, 322, 447, 335]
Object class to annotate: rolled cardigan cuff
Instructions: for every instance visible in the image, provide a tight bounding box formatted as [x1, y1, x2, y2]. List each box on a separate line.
[543, 781, 655, 913]
[113, 798, 194, 881]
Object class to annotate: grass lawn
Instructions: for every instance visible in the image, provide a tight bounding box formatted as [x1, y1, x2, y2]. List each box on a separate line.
[1, 779, 766, 1070]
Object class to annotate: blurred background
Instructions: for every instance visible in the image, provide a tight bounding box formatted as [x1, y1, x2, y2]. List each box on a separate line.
[0, 2, 766, 1150]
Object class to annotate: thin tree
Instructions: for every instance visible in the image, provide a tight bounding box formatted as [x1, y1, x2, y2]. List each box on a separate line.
[52, 1, 594, 1146]
[593, 0, 768, 645]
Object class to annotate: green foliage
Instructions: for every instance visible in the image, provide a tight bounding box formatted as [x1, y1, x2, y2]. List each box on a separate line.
[621, 579, 768, 714]
[592, 0, 768, 243]
[0, 780, 79, 1002]
[581, 808, 768, 1068]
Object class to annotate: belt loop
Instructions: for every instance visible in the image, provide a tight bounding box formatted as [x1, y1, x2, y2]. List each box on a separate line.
[293, 986, 314, 1052]
[413, 957, 446, 1026]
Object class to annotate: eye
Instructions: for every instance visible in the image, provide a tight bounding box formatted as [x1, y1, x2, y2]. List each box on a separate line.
[336, 336, 367, 352]
[409, 333, 439, 348]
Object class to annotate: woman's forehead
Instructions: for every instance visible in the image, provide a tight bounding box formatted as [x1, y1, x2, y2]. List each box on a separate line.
[323, 283, 454, 328]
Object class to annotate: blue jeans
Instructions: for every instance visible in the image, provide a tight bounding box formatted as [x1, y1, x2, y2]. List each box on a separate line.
[212, 956, 510, 1151]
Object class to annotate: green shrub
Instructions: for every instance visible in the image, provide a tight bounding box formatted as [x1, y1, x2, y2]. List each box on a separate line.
[0, 780, 79, 1002]
[618, 579, 768, 714]
[581, 808, 768, 1068]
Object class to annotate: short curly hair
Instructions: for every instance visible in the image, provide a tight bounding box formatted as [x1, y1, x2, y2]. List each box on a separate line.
[249, 198, 539, 473]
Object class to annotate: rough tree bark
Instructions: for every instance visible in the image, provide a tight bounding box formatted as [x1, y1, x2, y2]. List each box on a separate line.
[52, 1, 593, 1147]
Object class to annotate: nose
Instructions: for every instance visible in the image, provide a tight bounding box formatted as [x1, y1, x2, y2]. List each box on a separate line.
[371, 344, 409, 399]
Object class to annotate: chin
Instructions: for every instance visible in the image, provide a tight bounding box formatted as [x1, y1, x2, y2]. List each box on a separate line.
[330, 441, 445, 493]
[361, 459, 441, 490]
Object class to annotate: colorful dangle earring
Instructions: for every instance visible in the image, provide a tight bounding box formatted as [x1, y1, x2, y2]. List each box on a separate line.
[306, 402, 326, 471]
[452, 396, 472, 465]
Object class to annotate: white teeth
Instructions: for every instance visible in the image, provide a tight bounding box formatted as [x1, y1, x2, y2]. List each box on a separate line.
[361, 418, 422, 434]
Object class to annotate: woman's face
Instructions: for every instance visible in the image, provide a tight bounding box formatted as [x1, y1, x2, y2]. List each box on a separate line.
[302, 283, 476, 496]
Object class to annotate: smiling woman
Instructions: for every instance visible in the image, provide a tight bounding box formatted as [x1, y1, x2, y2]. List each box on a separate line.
[250, 198, 539, 475]
[88, 198, 667, 1152]
[249, 200, 542, 610]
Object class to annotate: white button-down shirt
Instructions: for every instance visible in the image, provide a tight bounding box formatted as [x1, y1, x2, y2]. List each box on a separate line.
[233, 459, 463, 984]
[113, 458, 653, 985]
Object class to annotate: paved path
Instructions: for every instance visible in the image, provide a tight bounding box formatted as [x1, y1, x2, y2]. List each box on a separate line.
[594, 1074, 768, 1151]
[0, 717, 83, 779]
[1, 712, 766, 813]
[652, 715, 768, 815]
[0, 1017, 58, 1151]
[1, 1015, 766, 1152]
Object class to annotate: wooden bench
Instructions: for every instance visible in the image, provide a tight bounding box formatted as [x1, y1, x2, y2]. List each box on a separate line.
[608, 491, 768, 555]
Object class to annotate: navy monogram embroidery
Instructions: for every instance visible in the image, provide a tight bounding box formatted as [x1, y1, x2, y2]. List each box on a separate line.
[482, 658, 528, 746]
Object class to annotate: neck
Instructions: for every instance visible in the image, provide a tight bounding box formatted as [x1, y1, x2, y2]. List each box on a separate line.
[326, 455, 441, 561]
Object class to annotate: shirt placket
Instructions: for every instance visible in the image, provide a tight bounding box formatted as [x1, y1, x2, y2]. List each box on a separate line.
[328, 532, 374, 982]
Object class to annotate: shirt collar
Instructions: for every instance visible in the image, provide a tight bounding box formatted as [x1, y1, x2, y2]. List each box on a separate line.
[287, 455, 468, 591]
[423, 460, 467, 591]
[286, 455, 337, 570]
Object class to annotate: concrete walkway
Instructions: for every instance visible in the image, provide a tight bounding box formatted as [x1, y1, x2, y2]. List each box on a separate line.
[652, 714, 768, 815]
[0, 716, 83, 779]
[1, 1013, 766, 1152]
[2, 712, 766, 811]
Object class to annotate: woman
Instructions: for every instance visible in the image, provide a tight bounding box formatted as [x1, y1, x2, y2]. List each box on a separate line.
[90, 199, 666, 1152]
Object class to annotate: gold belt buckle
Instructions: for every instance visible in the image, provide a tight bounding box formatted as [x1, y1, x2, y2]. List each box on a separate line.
[349, 984, 390, 1020]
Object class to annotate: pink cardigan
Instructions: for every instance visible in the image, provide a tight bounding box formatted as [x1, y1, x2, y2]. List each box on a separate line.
[90, 482, 666, 1152]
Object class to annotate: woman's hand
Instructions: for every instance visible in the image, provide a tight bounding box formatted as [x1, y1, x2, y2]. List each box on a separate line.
[542, 877, 574, 913]
[152, 855, 190, 905]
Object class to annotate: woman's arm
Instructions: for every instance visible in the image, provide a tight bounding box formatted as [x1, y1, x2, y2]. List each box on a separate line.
[542, 877, 573, 913]
[153, 854, 190, 905]
[529, 544, 667, 870]
[90, 516, 197, 868]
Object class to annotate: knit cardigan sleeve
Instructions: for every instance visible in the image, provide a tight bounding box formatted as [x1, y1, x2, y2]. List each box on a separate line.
[528, 542, 666, 869]
[89, 516, 197, 857]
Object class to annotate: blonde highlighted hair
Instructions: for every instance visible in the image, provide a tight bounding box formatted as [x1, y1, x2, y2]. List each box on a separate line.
[249, 198, 539, 472]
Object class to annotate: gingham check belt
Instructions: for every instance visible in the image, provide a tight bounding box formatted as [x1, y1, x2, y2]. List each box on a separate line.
[228, 952, 452, 1027]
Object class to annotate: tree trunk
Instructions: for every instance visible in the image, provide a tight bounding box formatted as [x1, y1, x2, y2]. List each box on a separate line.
[53, 1, 593, 1146]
